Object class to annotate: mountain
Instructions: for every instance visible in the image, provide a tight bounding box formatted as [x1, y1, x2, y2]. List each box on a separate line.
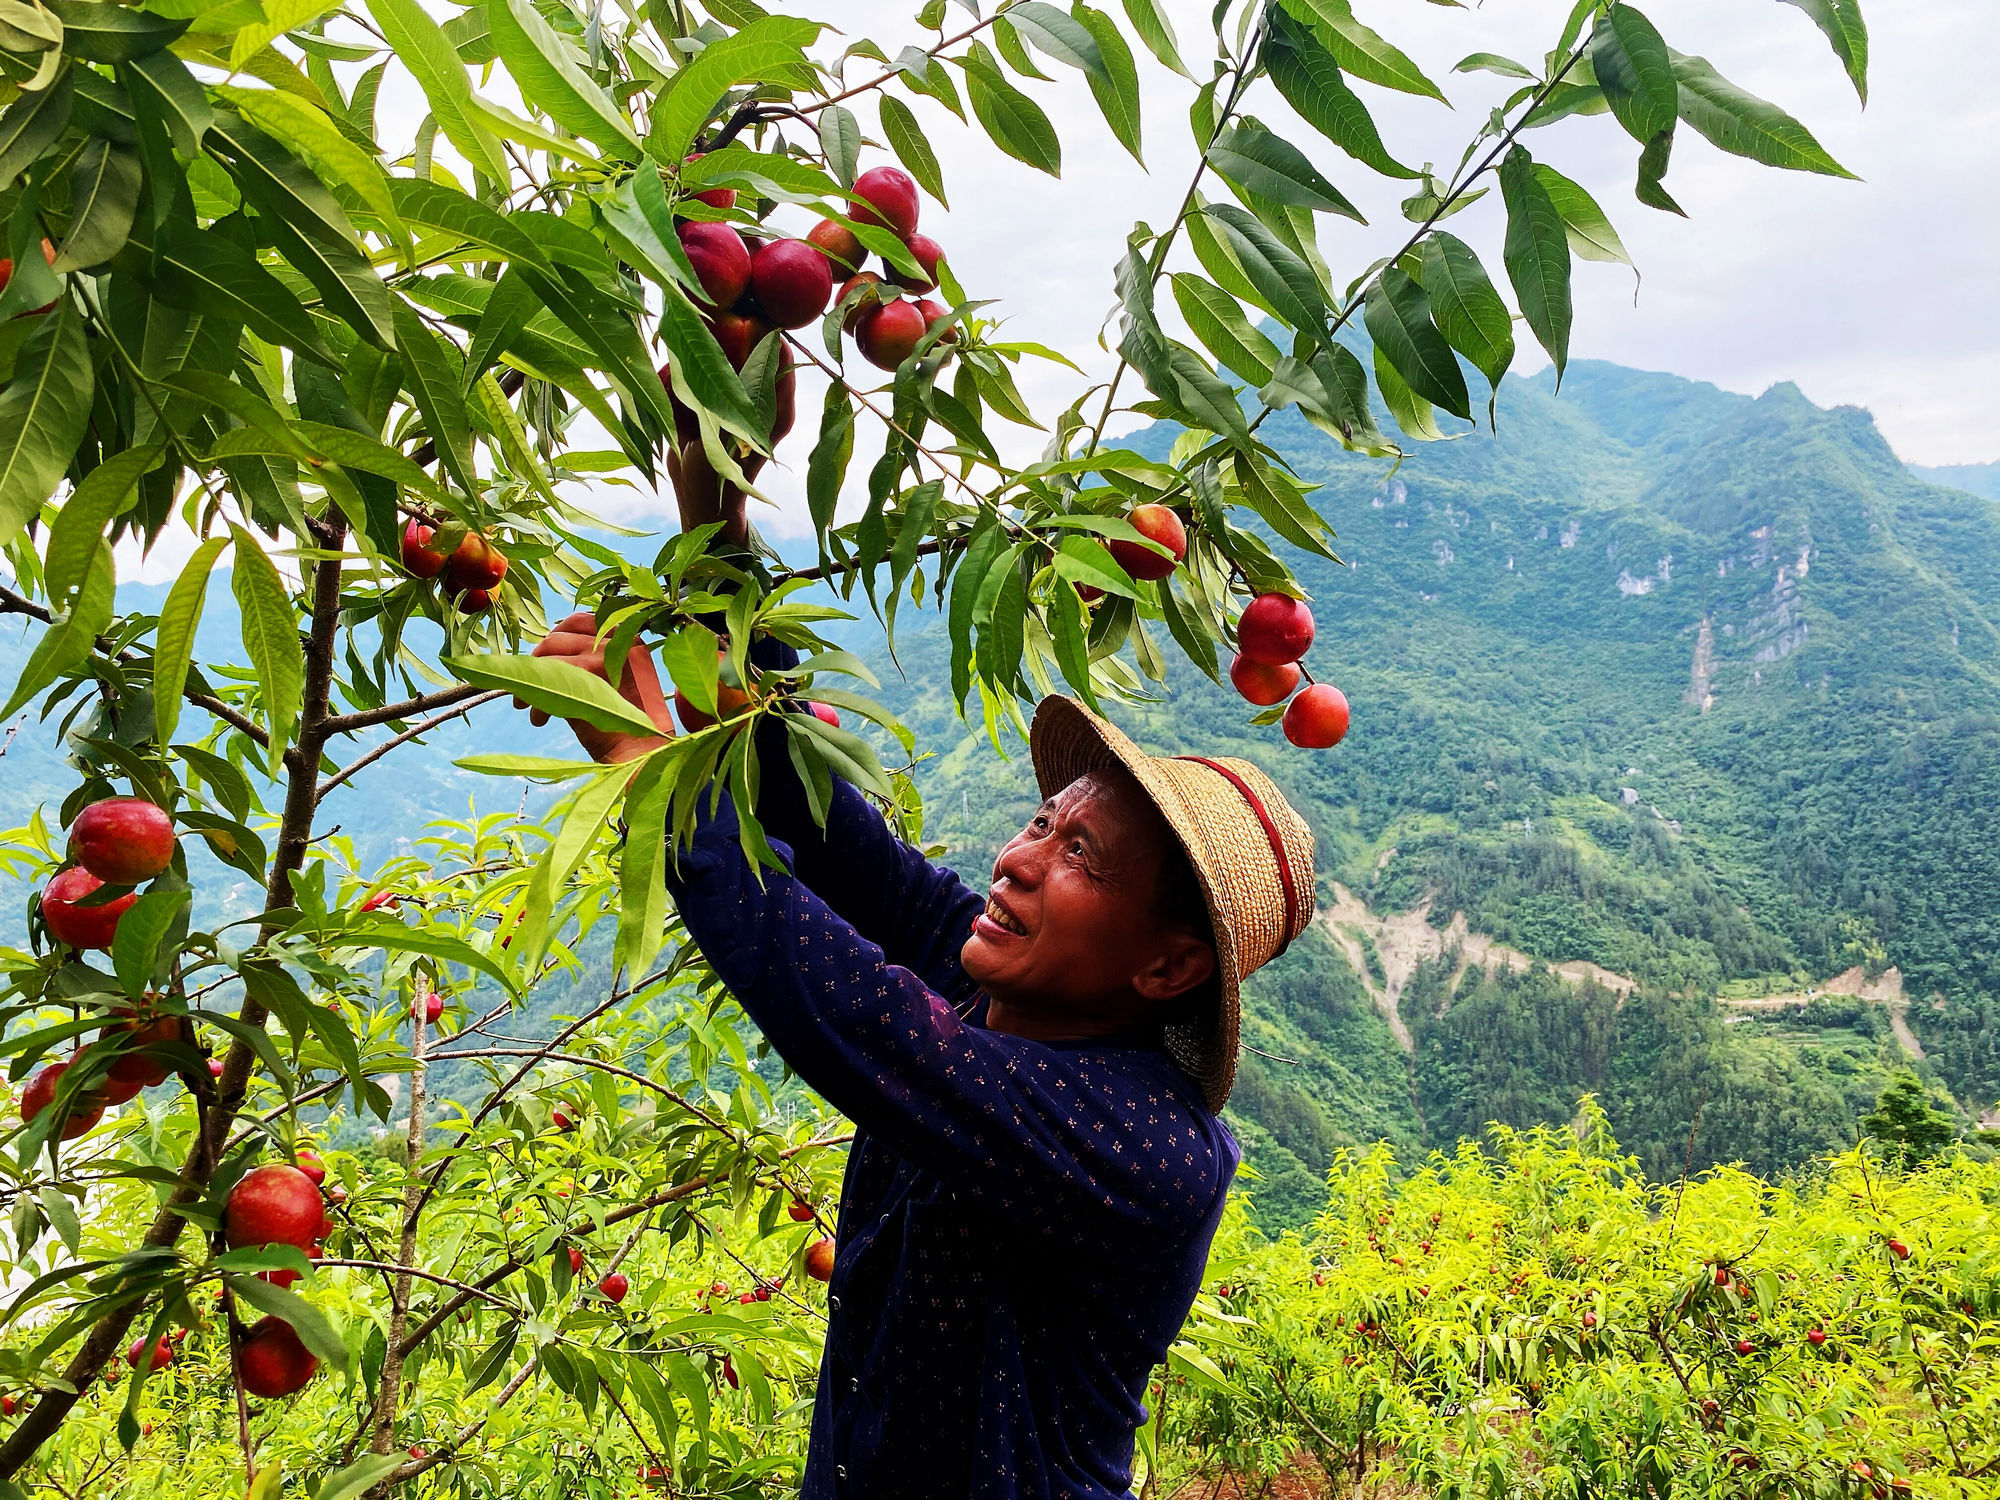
[873, 360, 2000, 1222]
[1912, 461, 2000, 504]
[5, 359, 1997, 1229]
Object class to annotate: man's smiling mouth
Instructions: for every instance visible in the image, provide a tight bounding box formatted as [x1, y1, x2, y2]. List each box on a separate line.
[983, 896, 1027, 935]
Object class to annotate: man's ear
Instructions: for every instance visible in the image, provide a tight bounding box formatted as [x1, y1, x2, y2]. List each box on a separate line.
[1132, 933, 1217, 1004]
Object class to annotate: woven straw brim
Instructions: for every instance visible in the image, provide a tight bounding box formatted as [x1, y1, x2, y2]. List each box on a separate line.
[1029, 696, 1316, 1112]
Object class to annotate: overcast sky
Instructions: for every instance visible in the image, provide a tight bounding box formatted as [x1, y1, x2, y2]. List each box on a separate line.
[106, 0, 1999, 580]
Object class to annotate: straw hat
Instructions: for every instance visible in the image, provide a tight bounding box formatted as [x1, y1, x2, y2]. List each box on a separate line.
[1029, 696, 1316, 1112]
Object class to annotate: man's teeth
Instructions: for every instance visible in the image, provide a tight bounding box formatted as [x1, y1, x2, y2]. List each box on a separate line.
[985, 898, 1026, 935]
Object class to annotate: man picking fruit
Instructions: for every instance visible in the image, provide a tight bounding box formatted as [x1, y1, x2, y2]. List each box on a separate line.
[518, 615, 1314, 1499]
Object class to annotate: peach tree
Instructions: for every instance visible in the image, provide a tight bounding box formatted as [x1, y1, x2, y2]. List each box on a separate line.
[0, 0, 1868, 1491]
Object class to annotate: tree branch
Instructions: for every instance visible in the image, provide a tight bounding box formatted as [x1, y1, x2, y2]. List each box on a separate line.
[0, 527, 350, 1481]
[317, 691, 505, 803]
[0, 582, 270, 748]
[321, 683, 493, 738]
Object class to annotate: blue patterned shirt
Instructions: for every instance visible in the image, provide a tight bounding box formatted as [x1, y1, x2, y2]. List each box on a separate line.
[665, 724, 1237, 1499]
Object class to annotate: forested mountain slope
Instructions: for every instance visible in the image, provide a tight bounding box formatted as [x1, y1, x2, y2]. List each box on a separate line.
[875, 360, 2000, 1221]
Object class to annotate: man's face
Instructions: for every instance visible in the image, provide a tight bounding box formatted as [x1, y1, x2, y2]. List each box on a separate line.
[961, 770, 1211, 1025]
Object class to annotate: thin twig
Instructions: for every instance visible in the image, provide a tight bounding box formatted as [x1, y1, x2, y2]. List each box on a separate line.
[317, 691, 505, 802]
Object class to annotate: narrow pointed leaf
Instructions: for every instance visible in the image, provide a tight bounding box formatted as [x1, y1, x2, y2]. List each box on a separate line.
[1499, 145, 1573, 381]
[1779, 0, 1867, 104]
[1264, 7, 1418, 179]
[365, 0, 508, 180]
[1363, 266, 1469, 419]
[1276, 0, 1445, 102]
[486, 0, 640, 156]
[1419, 231, 1513, 391]
[54, 139, 139, 271]
[0, 306, 92, 550]
[1669, 48, 1857, 177]
[153, 536, 229, 748]
[1592, 5, 1678, 144]
[962, 41, 1062, 176]
[1532, 163, 1633, 264]
[878, 94, 947, 207]
[1122, 0, 1192, 79]
[1208, 123, 1360, 219]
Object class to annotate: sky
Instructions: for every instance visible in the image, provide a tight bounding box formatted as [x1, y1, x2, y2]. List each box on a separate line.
[110, 0, 2000, 579]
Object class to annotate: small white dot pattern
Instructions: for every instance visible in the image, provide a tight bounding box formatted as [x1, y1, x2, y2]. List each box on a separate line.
[667, 770, 1239, 1499]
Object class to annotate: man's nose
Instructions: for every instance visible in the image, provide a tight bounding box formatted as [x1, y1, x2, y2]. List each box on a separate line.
[993, 834, 1045, 889]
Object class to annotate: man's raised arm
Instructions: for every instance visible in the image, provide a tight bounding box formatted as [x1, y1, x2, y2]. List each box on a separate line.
[522, 613, 979, 999]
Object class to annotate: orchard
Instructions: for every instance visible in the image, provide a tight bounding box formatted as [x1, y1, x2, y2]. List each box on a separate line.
[0, 0, 1877, 1492]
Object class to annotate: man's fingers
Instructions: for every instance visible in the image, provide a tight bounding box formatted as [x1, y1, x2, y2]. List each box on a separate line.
[554, 611, 598, 634]
[530, 708, 550, 726]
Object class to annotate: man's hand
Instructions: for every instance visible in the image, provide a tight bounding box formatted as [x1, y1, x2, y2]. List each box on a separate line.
[518, 612, 677, 764]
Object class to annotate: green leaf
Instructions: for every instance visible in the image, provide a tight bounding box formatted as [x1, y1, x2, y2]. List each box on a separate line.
[1634, 125, 1684, 215]
[1208, 123, 1360, 219]
[111, 890, 188, 998]
[1121, 0, 1191, 77]
[213, 86, 407, 250]
[1669, 48, 1857, 177]
[1779, 0, 1867, 104]
[1071, 3, 1142, 164]
[224, 1273, 350, 1374]
[1233, 449, 1337, 560]
[1199, 204, 1327, 339]
[0, 539, 111, 720]
[616, 750, 674, 979]
[312, 1455, 406, 1500]
[365, 0, 508, 180]
[391, 298, 477, 496]
[1360, 268, 1472, 420]
[878, 94, 947, 207]
[1185, 195, 1277, 317]
[806, 383, 853, 542]
[291, 421, 453, 506]
[228, 524, 305, 750]
[260, 207, 397, 350]
[44, 444, 155, 603]
[1264, 7, 1417, 179]
[0, 67, 73, 192]
[1007, 1, 1108, 81]
[1418, 231, 1513, 393]
[647, 16, 821, 172]
[1276, 0, 1445, 102]
[153, 536, 229, 749]
[1455, 51, 1536, 80]
[339, 916, 517, 992]
[657, 281, 762, 443]
[1499, 146, 1572, 383]
[46, 1, 186, 61]
[0, 305, 92, 551]
[1372, 339, 1447, 442]
[962, 41, 1062, 176]
[151, 220, 336, 367]
[54, 139, 139, 271]
[1170, 273, 1278, 385]
[948, 521, 1004, 705]
[1591, 4, 1678, 144]
[443, 652, 667, 738]
[818, 103, 861, 188]
[1532, 163, 1633, 265]
[485, 0, 640, 156]
[388, 177, 554, 272]
[1053, 534, 1144, 598]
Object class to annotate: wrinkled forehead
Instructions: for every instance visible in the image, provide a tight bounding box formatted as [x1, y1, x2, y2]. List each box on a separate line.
[1030, 768, 1171, 863]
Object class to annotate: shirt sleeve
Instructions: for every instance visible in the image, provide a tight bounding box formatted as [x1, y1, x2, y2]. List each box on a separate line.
[664, 789, 1226, 1233]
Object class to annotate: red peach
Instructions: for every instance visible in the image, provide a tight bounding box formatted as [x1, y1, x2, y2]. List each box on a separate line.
[70, 798, 175, 885]
[1108, 505, 1186, 582]
[401, 520, 445, 578]
[1237, 593, 1315, 665]
[850, 166, 918, 238]
[750, 238, 833, 329]
[854, 298, 927, 371]
[1282, 684, 1350, 749]
[806, 217, 865, 274]
[237, 1316, 317, 1398]
[41, 867, 137, 950]
[887, 233, 943, 293]
[677, 221, 752, 309]
[1230, 655, 1300, 706]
